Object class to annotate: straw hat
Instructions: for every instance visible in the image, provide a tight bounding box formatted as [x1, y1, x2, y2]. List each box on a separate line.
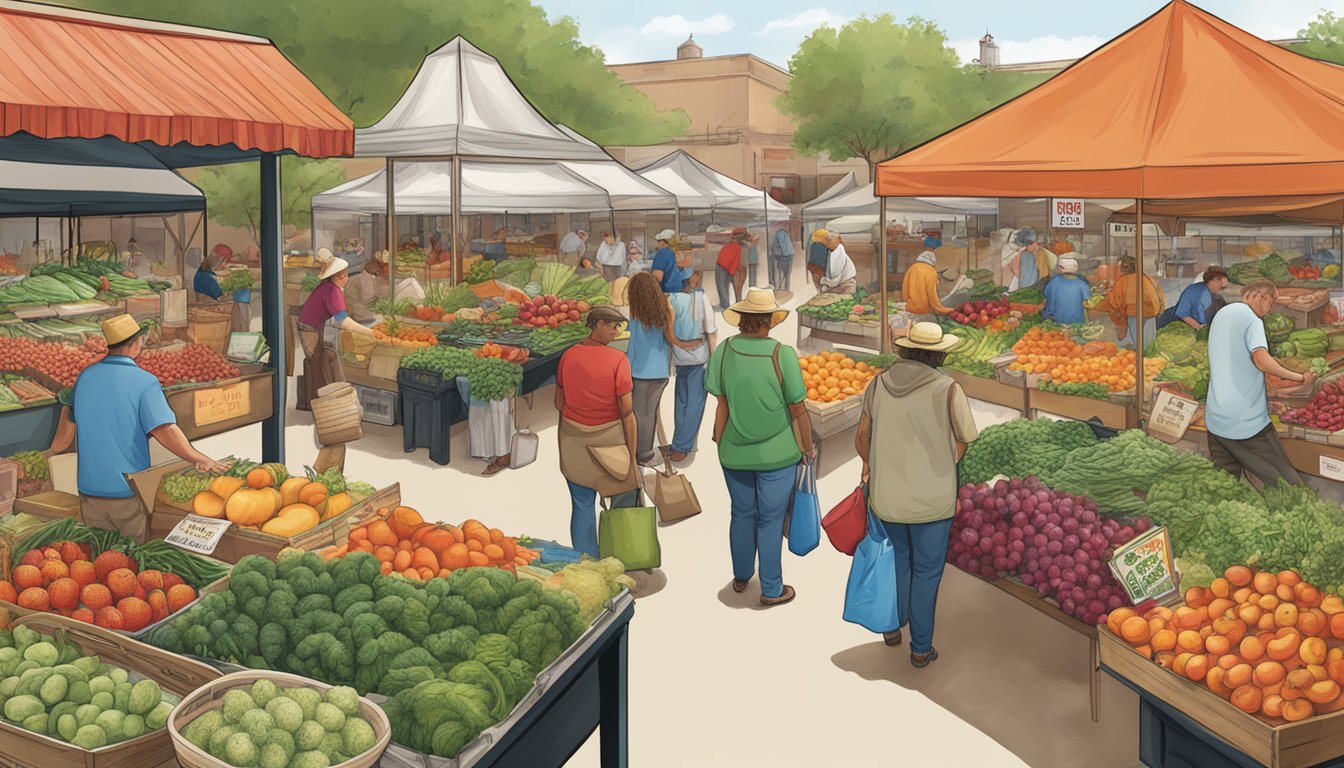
[723, 287, 789, 328]
[894, 321, 959, 352]
[655, 229, 676, 242]
[101, 313, 141, 346]
[315, 248, 349, 280]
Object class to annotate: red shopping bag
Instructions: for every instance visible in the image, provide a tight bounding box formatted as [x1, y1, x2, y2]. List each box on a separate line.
[822, 485, 868, 556]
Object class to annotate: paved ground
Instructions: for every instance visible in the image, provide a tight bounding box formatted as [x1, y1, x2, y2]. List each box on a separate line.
[186, 267, 1146, 768]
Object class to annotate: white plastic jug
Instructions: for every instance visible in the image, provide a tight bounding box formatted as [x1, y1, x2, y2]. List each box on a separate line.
[510, 426, 539, 469]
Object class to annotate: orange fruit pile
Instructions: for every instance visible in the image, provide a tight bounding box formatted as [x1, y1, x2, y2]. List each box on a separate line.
[1010, 328, 1167, 392]
[1105, 566, 1344, 723]
[323, 507, 540, 579]
[799, 351, 878, 404]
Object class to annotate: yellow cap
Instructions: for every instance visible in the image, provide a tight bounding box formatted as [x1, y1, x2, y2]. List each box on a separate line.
[100, 313, 141, 346]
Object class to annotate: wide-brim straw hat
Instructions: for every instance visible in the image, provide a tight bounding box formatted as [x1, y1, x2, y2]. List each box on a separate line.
[655, 229, 677, 241]
[723, 287, 789, 328]
[894, 321, 959, 352]
[315, 248, 349, 280]
[101, 313, 141, 346]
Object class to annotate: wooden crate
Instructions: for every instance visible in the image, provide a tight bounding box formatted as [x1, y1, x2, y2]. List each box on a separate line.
[368, 343, 411, 381]
[945, 368, 1027, 412]
[1099, 630, 1344, 768]
[804, 395, 864, 440]
[165, 371, 275, 441]
[0, 614, 219, 768]
[1028, 387, 1130, 429]
[12, 490, 80, 522]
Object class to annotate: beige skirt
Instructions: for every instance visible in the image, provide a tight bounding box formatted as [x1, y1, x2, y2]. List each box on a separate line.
[558, 417, 638, 498]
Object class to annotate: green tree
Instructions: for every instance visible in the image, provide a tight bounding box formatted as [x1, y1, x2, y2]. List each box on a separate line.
[1294, 12, 1344, 65]
[779, 15, 1045, 173]
[196, 158, 346, 246]
[57, 0, 687, 146]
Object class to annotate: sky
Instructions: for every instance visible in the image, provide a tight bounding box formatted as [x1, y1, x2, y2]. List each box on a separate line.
[540, 0, 1344, 68]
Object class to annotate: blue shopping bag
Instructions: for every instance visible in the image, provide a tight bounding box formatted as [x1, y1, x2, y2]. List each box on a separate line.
[787, 463, 821, 556]
[842, 508, 901, 633]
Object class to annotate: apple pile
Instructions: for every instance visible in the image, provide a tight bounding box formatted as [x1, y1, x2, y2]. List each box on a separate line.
[950, 299, 1012, 328]
[516, 295, 590, 329]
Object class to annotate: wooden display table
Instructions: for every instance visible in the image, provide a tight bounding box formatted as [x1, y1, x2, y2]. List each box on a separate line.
[946, 368, 1028, 412]
[1028, 388, 1133, 430]
[165, 370, 275, 441]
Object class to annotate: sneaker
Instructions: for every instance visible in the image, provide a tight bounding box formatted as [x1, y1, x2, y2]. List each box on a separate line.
[883, 630, 903, 646]
[759, 585, 796, 607]
[910, 648, 939, 668]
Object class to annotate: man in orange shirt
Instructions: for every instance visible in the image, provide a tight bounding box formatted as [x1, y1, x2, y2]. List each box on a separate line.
[1103, 255, 1165, 349]
[902, 251, 952, 320]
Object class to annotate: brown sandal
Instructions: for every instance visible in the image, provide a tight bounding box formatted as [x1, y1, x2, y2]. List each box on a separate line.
[759, 585, 796, 607]
[732, 579, 749, 593]
[482, 458, 509, 476]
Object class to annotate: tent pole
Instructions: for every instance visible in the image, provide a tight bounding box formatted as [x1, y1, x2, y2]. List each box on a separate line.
[1135, 199, 1145, 430]
[259, 153, 286, 464]
[880, 196, 890, 355]
[385, 159, 396, 294]
[452, 157, 463, 284]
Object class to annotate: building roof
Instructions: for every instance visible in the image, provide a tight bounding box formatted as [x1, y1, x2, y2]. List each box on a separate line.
[0, 0, 352, 162]
[876, 0, 1344, 200]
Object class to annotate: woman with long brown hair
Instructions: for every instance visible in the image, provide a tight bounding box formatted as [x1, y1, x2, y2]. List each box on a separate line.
[625, 272, 700, 466]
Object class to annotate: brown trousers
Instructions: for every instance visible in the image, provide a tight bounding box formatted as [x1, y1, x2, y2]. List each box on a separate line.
[79, 493, 150, 543]
[298, 324, 345, 404]
[1208, 424, 1304, 488]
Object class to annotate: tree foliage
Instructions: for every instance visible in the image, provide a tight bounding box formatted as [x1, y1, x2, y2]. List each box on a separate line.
[1293, 12, 1344, 66]
[196, 158, 346, 245]
[57, 0, 687, 146]
[779, 15, 1046, 172]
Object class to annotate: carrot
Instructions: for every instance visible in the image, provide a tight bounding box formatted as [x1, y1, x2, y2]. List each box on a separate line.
[500, 540, 516, 561]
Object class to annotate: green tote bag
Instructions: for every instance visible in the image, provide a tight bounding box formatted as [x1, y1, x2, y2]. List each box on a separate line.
[598, 487, 662, 570]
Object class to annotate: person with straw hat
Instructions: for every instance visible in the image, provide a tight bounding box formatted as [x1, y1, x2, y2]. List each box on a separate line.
[855, 321, 979, 667]
[344, 251, 390, 326]
[71, 314, 226, 542]
[706, 288, 814, 607]
[298, 248, 374, 401]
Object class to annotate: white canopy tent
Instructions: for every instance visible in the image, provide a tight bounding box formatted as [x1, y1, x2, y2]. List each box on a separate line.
[636, 150, 790, 219]
[804, 173, 859, 215]
[802, 185, 997, 220]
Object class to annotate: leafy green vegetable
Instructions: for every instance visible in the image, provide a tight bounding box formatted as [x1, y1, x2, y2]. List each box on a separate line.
[958, 418, 1098, 486]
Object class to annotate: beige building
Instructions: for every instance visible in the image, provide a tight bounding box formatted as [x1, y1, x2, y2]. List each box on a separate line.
[608, 37, 866, 207]
[973, 32, 1308, 74]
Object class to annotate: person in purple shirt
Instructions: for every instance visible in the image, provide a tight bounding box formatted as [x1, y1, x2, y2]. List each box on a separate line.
[298, 249, 374, 400]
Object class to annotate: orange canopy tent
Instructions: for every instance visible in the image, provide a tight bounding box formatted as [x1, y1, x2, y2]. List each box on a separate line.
[875, 0, 1344, 201]
[0, 1, 355, 462]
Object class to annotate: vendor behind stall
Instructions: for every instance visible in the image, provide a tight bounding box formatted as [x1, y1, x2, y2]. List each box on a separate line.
[1158, 265, 1229, 330]
[298, 249, 374, 400]
[806, 229, 831, 290]
[819, 231, 857, 295]
[902, 249, 952, 320]
[344, 253, 389, 326]
[1041, 258, 1091, 325]
[1104, 255, 1165, 349]
[192, 253, 223, 301]
[72, 314, 226, 542]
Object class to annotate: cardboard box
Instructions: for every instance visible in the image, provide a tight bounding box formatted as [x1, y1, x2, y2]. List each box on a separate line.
[368, 343, 411, 381]
[14, 490, 79, 521]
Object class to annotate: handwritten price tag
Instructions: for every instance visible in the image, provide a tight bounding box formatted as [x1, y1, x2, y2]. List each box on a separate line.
[1146, 389, 1200, 443]
[164, 514, 232, 555]
[194, 382, 250, 427]
[1109, 525, 1179, 605]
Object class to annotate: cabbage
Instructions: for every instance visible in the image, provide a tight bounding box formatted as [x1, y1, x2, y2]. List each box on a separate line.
[1263, 312, 1295, 343]
[1153, 324, 1196, 363]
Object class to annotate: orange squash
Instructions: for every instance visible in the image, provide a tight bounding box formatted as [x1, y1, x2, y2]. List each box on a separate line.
[192, 491, 226, 519]
[279, 477, 310, 506]
[226, 487, 279, 526]
[389, 506, 425, 539]
[298, 482, 328, 508]
[411, 547, 440, 571]
[260, 504, 321, 537]
[209, 475, 245, 500]
[246, 468, 274, 489]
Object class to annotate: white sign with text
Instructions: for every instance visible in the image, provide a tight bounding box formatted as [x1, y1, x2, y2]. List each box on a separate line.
[1051, 198, 1085, 229]
[164, 514, 232, 555]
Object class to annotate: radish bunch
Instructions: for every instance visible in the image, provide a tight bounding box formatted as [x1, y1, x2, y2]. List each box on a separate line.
[1285, 382, 1344, 430]
[948, 476, 1153, 625]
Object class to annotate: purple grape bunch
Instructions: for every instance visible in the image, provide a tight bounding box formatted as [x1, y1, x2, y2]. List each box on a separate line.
[948, 476, 1155, 625]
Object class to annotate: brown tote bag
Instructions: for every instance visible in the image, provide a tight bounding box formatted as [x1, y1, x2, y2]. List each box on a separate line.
[646, 412, 702, 523]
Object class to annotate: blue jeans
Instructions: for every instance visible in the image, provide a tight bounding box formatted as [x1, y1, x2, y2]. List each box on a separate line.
[881, 517, 954, 655]
[714, 265, 734, 309]
[567, 480, 599, 557]
[672, 364, 707, 453]
[770, 255, 792, 291]
[745, 261, 758, 289]
[723, 464, 796, 599]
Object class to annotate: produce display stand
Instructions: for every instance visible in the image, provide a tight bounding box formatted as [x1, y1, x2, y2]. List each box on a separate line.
[1100, 630, 1344, 768]
[0, 394, 61, 455]
[796, 313, 882, 353]
[0, 613, 220, 768]
[1027, 388, 1134, 430]
[377, 592, 635, 768]
[128, 459, 400, 563]
[164, 368, 276, 441]
[945, 368, 1028, 412]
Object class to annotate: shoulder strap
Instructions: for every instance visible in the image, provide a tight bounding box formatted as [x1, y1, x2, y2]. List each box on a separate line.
[772, 342, 783, 385]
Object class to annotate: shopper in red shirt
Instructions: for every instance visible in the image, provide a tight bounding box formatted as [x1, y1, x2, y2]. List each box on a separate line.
[556, 306, 637, 556]
[714, 227, 748, 310]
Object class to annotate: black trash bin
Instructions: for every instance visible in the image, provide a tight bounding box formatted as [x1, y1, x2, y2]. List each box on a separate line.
[399, 368, 468, 465]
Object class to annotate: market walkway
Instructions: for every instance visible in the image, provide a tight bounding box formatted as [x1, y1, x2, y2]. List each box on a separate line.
[194, 273, 1144, 768]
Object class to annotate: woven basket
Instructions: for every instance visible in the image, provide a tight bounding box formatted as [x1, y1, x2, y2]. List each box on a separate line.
[187, 308, 232, 355]
[1008, 301, 1045, 315]
[169, 670, 390, 768]
[312, 382, 364, 445]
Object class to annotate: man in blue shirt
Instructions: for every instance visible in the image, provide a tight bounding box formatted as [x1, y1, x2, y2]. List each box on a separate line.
[650, 229, 688, 293]
[1159, 265, 1229, 330]
[193, 253, 223, 300]
[1040, 257, 1091, 325]
[1206, 280, 1307, 486]
[72, 314, 225, 542]
[768, 223, 794, 292]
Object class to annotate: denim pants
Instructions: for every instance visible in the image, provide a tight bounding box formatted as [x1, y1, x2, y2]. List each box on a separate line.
[1119, 316, 1157, 350]
[632, 378, 669, 464]
[723, 464, 796, 599]
[770, 256, 792, 291]
[881, 517, 954, 655]
[672, 364, 707, 453]
[745, 261, 758, 289]
[567, 480, 600, 557]
[715, 265, 735, 309]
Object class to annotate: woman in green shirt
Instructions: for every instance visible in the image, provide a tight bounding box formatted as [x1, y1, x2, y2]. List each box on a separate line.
[706, 289, 815, 606]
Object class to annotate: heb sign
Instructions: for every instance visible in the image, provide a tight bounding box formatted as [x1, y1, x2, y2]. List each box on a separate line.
[1051, 198, 1085, 229]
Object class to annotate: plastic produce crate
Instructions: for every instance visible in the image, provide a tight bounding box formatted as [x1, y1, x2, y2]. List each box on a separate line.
[353, 382, 400, 426]
[398, 368, 468, 466]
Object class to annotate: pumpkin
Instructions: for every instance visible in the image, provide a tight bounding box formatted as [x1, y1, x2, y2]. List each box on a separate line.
[225, 487, 280, 526]
[322, 492, 353, 521]
[246, 468, 274, 489]
[209, 475, 245, 500]
[261, 504, 320, 537]
[279, 477, 310, 507]
[389, 506, 424, 538]
[298, 483, 328, 508]
[261, 462, 289, 485]
[192, 491, 226, 519]
[263, 487, 284, 514]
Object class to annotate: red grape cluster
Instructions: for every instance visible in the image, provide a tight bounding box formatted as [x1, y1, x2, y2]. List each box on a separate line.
[949, 476, 1154, 625]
